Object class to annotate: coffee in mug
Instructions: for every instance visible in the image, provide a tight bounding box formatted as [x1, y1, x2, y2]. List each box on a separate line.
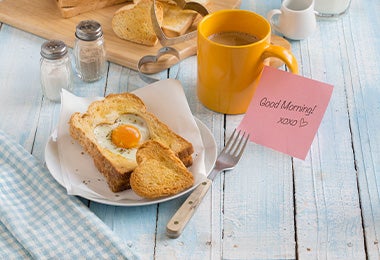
[208, 31, 259, 46]
[197, 10, 298, 114]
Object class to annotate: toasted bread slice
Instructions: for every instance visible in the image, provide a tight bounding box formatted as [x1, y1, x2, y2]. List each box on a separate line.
[57, 0, 131, 18]
[69, 92, 194, 192]
[161, 1, 197, 37]
[112, 0, 164, 46]
[161, 0, 212, 36]
[131, 140, 194, 198]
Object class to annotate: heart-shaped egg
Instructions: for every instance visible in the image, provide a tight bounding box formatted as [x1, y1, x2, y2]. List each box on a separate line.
[93, 114, 150, 161]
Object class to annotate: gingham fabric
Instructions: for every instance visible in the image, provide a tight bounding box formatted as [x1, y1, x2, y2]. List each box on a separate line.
[0, 130, 136, 259]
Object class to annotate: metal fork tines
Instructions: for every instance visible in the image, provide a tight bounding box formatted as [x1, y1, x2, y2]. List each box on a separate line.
[166, 128, 250, 238]
[208, 129, 250, 180]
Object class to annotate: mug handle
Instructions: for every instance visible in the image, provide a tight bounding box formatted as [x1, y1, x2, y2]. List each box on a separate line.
[267, 9, 282, 34]
[262, 45, 299, 74]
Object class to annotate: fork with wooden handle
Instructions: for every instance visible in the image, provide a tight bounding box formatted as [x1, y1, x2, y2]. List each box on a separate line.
[166, 129, 250, 238]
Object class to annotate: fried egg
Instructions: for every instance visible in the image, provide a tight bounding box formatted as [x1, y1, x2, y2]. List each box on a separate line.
[93, 114, 150, 160]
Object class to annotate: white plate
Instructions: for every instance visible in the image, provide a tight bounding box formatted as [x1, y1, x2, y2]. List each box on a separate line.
[45, 117, 217, 206]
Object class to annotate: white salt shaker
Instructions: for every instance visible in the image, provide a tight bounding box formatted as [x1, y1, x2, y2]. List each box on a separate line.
[40, 40, 73, 102]
[314, 0, 351, 19]
[74, 20, 107, 82]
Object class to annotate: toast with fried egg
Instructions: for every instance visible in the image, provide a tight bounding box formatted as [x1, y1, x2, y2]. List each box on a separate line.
[69, 92, 194, 193]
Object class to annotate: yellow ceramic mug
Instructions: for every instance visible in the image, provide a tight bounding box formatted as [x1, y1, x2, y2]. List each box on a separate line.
[197, 10, 299, 114]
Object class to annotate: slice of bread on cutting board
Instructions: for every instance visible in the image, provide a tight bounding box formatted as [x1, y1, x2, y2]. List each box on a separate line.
[160, 0, 212, 37]
[69, 92, 194, 192]
[131, 140, 194, 199]
[160, 1, 197, 37]
[159, 0, 211, 37]
[112, 0, 164, 46]
[57, 0, 132, 18]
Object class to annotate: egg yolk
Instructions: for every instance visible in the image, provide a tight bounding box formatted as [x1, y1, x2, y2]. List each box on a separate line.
[111, 124, 141, 149]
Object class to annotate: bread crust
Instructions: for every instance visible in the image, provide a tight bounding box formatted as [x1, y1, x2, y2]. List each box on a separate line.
[69, 92, 194, 193]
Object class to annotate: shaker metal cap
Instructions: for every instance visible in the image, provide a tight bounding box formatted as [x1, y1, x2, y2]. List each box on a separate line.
[40, 40, 68, 60]
[75, 20, 103, 41]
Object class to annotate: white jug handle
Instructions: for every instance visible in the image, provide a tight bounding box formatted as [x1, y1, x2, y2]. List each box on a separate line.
[267, 9, 282, 34]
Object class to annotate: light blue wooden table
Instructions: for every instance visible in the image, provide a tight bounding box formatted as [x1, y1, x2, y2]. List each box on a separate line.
[1, 0, 379, 259]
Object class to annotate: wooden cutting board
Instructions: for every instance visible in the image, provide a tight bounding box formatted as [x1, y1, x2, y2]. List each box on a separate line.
[0, 0, 241, 73]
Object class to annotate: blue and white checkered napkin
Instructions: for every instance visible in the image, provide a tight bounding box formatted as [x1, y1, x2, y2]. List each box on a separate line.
[0, 130, 136, 259]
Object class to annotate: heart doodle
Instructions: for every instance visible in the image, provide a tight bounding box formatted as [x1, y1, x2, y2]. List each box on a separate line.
[299, 118, 308, 128]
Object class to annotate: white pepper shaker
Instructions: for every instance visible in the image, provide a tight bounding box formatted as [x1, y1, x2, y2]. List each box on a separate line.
[40, 40, 73, 102]
[74, 20, 107, 82]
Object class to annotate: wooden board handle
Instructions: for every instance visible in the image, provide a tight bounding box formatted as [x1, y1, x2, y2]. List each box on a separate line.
[166, 178, 212, 238]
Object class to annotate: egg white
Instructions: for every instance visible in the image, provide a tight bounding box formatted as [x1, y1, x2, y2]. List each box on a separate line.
[93, 114, 150, 160]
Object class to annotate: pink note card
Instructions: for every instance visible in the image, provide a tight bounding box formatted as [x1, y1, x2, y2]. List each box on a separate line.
[238, 66, 333, 160]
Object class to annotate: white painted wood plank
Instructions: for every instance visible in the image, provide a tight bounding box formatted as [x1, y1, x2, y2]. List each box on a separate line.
[0, 24, 43, 152]
[90, 202, 158, 259]
[223, 137, 295, 259]
[343, 0, 380, 258]
[153, 55, 225, 259]
[223, 113, 295, 260]
[222, 1, 296, 259]
[293, 7, 365, 259]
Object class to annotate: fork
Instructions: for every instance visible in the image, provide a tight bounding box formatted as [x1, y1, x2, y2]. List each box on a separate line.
[166, 129, 250, 238]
